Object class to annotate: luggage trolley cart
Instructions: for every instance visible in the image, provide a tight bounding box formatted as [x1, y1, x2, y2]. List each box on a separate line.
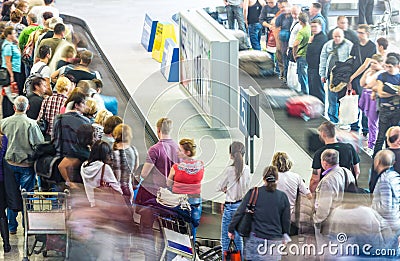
[158, 214, 196, 261]
[21, 189, 70, 261]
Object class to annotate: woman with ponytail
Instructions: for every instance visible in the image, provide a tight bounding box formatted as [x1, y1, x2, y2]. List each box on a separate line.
[228, 166, 290, 260]
[217, 141, 251, 254]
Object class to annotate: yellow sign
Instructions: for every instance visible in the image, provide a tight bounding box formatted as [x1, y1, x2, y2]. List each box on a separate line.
[152, 22, 176, 62]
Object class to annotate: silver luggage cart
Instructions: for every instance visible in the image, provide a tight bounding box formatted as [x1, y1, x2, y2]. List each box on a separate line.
[21, 190, 70, 261]
[158, 214, 195, 261]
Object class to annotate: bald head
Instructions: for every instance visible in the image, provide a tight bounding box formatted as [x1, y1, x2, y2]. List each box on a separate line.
[291, 5, 301, 19]
[332, 28, 345, 45]
[374, 150, 395, 173]
[337, 16, 349, 30]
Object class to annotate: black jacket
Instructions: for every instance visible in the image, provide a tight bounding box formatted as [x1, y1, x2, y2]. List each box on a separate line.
[306, 32, 328, 69]
[229, 186, 290, 240]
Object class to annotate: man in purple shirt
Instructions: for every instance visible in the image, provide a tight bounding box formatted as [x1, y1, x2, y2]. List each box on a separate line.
[140, 117, 180, 198]
[138, 117, 180, 252]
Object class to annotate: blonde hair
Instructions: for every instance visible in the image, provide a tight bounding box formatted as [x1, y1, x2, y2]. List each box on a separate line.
[179, 138, 196, 157]
[156, 117, 172, 135]
[94, 109, 113, 126]
[55, 76, 71, 93]
[85, 98, 98, 116]
[386, 126, 400, 146]
[371, 53, 384, 63]
[272, 152, 293, 172]
[61, 45, 77, 59]
[113, 124, 133, 146]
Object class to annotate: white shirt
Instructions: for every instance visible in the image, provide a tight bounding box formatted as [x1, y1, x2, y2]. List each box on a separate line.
[288, 20, 302, 48]
[277, 171, 310, 220]
[216, 165, 251, 202]
[30, 61, 51, 79]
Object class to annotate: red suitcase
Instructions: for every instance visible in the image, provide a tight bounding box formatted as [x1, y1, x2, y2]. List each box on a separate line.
[285, 95, 324, 120]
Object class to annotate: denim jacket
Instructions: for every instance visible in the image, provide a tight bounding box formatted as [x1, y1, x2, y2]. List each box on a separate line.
[319, 39, 353, 78]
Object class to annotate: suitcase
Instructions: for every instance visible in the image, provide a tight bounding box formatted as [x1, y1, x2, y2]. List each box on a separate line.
[286, 95, 324, 120]
[306, 128, 325, 153]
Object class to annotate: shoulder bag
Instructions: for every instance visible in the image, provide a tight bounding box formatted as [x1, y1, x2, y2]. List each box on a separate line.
[37, 99, 49, 135]
[34, 115, 63, 181]
[0, 43, 11, 86]
[156, 187, 191, 211]
[236, 186, 259, 238]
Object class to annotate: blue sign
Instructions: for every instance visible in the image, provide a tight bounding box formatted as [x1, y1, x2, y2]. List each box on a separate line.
[239, 86, 260, 138]
[239, 87, 249, 137]
[141, 14, 158, 52]
[161, 38, 179, 82]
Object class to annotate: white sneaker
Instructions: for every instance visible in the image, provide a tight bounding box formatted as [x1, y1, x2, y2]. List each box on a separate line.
[365, 147, 374, 157]
[339, 124, 351, 130]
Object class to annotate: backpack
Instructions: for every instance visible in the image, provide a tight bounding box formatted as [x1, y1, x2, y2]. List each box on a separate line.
[23, 64, 46, 96]
[22, 30, 41, 71]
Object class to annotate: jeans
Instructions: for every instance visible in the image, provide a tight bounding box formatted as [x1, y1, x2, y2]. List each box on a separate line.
[281, 42, 289, 79]
[358, 0, 374, 25]
[328, 87, 339, 123]
[373, 107, 400, 157]
[244, 233, 282, 261]
[221, 202, 243, 252]
[248, 23, 262, 50]
[296, 57, 309, 94]
[5, 162, 36, 232]
[174, 197, 202, 242]
[308, 67, 325, 103]
[320, 2, 331, 33]
[226, 5, 246, 33]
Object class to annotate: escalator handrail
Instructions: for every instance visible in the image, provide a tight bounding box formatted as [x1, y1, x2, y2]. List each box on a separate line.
[60, 14, 159, 145]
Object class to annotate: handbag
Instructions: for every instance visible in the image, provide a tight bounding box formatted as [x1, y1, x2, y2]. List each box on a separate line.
[0, 43, 11, 86]
[338, 91, 359, 125]
[279, 29, 290, 42]
[223, 239, 241, 261]
[0, 67, 9, 86]
[37, 118, 49, 135]
[34, 115, 64, 182]
[236, 187, 258, 238]
[156, 187, 191, 211]
[37, 99, 49, 135]
[94, 164, 135, 233]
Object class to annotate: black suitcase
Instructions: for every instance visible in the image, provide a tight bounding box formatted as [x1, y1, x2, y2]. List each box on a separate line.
[306, 128, 324, 153]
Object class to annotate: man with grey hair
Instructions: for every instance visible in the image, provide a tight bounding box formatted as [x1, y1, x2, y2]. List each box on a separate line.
[313, 148, 355, 250]
[372, 150, 400, 240]
[0, 96, 44, 234]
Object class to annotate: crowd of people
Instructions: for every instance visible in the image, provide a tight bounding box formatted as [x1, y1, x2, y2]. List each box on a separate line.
[0, 0, 398, 260]
[230, 0, 400, 158]
[0, 0, 142, 258]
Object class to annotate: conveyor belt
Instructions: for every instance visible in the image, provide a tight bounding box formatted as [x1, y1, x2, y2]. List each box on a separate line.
[60, 15, 224, 244]
[60, 14, 158, 158]
[241, 73, 373, 189]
